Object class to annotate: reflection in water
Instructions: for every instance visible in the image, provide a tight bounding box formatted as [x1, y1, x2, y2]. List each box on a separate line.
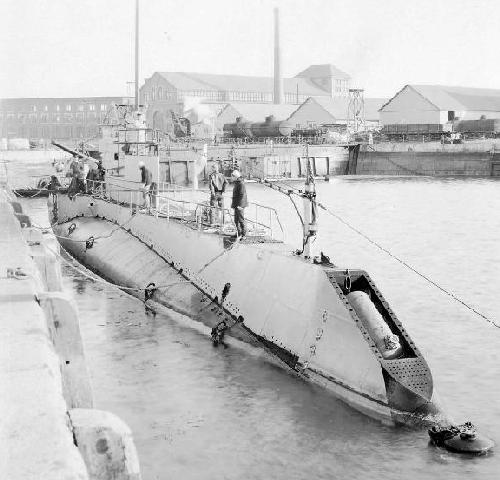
[14, 160, 500, 480]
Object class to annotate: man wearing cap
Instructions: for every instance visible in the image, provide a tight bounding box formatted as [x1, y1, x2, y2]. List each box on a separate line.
[138, 161, 152, 209]
[209, 163, 227, 225]
[231, 170, 247, 238]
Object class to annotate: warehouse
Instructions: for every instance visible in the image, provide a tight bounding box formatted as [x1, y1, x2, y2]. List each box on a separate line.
[379, 84, 500, 127]
[306, 97, 387, 127]
[141, 64, 351, 135]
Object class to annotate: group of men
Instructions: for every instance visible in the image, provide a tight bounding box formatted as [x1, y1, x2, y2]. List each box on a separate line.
[138, 160, 248, 238]
[208, 163, 247, 238]
[67, 155, 105, 198]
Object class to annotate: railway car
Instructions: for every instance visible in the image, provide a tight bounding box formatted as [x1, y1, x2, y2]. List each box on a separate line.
[454, 118, 500, 136]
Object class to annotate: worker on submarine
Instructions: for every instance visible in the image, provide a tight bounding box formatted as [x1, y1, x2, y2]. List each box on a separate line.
[209, 162, 227, 225]
[138, 160, 152, 209]
[231, 170, 247, 238]
[67, 155, 86, 199]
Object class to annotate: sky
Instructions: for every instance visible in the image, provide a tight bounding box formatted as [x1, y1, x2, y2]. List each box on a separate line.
[1, 0, 500, 99]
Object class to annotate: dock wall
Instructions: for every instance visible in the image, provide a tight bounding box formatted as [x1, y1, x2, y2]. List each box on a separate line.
[162, 143, 349, 184]
[0, 192, 141, 479]
[356, 150, 495, 176]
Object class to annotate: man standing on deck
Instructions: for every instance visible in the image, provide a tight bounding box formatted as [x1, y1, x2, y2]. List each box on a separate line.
[209, 163, 227, 225]
[138, 160, 152, 209]
[231, 170, 247, 238]
[67, 155, 86, 199]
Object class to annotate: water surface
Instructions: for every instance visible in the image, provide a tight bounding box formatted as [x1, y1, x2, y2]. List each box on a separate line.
[13, 156, 500, 480]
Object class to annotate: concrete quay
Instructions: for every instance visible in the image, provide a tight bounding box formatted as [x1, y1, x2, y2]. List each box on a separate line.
[0, 191, 141, 480]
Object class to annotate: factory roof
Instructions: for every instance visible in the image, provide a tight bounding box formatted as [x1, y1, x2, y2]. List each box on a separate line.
[155, 72, 328, 96]
[295, 64, 351, 80]
[310, 96, 387, 121]
[219, 103, 299, 122]
[381, 85, 500, 112]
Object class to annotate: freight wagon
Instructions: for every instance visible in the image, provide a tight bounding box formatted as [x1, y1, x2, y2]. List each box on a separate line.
[381, 118, 500, 140]
[454, 119, 500, 136]
[380, 123, 451, 140]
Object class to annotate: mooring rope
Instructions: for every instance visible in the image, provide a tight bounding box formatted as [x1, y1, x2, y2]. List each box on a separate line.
[31, 213, 135, 244]
[44, 242, 189, 295]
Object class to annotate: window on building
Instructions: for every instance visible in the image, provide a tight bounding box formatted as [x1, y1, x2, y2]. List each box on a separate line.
[66, 104, 72, 111]
[144, 93, 149, 102]
[157, 87, 163, 100]
[448, 111, 455, 121]
[78, 104, 84, 111]
[56, 105, 60, 112]
[89, 104, 95, 111]
[151, 89, 156, 101]
[32, 105, 37, 112]
[100, 104, 106, 111]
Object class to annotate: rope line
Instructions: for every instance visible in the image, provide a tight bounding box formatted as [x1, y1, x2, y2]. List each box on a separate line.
[32, 214, 135, 244]
[45, 243, 189, 294]
[316, 201, 499, 329]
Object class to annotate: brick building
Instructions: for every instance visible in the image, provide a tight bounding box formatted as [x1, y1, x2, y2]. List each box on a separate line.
[0, 97, 132, 141]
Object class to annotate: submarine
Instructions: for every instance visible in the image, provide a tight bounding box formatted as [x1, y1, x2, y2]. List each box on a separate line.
[48, 116, 494, 455]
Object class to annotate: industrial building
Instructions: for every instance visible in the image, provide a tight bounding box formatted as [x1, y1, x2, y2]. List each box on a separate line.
[140, 64, 352, 135]
[0, 97, 132, 142]
[379, 85, 500, 127]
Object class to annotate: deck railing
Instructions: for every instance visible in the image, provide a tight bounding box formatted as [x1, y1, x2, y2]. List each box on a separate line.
[83, 178, 284, 241]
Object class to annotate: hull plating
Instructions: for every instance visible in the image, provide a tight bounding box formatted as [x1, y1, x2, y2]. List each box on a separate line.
[50, 193, 446, 426]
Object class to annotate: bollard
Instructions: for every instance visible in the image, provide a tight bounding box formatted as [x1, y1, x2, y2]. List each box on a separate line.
[39, 292, 94, 409]
[69, 408, 142, 480]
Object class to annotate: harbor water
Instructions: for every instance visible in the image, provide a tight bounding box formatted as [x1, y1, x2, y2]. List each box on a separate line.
[9, 156, 500, 480]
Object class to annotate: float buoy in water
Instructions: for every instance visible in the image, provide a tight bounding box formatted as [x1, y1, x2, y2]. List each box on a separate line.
[428, 422, 494, 454]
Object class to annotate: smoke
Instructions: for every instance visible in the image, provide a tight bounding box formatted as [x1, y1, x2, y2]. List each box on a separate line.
[183, 96, 214, 125]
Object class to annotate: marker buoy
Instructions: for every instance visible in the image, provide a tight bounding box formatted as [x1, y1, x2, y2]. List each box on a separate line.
[428, 422, 494, 454]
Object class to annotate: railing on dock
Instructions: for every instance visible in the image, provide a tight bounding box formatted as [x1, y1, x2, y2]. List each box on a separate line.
[84, 178, 284, 241]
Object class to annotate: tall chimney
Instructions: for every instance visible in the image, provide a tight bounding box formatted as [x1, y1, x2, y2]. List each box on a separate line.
[273, 8, 284, 105]
[135, 0, 139, 109]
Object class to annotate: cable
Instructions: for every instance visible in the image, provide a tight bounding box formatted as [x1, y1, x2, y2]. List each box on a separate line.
[45, 242, 189, 294]
[316, 201, 499, 329]
[32, 213, 136, 244]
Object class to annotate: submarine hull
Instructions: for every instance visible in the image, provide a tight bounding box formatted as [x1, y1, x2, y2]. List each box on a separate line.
[50, 192, 447, 426]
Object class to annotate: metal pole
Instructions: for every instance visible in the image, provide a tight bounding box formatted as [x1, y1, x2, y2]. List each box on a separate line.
[135, 0, 139, 109]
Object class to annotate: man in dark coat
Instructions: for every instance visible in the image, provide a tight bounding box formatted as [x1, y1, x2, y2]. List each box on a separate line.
[138, 160, 153, 208]
[231, 170, 247, 237]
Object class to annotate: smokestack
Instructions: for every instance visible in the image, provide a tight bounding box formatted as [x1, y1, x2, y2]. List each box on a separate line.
[135, 0, 139, 109]
[273, 8, 284, 105]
